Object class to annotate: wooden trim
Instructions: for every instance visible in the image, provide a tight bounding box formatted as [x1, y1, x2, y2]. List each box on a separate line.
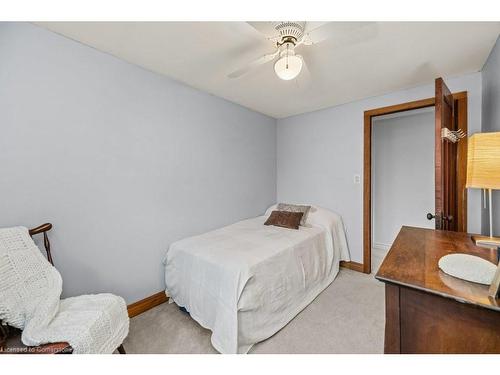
[340, 261, 364, 272]
[127, 291, 168, 318]
[364, 98, 435, 118]
[363, 112, 372, 274]
[363, 94, 468, 275]
[456, 93, 468, 232]
[435, 78, 447, 230]
[452, 91, 467, 100]
[364, 92, 464, 118]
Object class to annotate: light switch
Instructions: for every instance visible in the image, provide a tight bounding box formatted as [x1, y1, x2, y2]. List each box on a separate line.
[354, 174, 361, 184]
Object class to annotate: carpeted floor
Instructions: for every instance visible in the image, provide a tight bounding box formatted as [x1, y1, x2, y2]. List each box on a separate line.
[123, 267, 385, 354]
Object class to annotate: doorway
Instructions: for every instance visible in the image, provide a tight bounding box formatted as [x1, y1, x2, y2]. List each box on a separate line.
[371, 107, 435, 271]
[360, 88, 468, 274]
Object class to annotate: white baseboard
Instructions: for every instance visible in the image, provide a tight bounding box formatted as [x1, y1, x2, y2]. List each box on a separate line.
[372, 242, 392, 252]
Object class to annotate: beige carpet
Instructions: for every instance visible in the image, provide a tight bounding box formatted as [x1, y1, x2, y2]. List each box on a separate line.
[123, 269, 385, 354]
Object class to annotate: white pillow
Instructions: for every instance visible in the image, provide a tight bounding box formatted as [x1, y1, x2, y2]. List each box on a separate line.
[264, 204, 278, 216]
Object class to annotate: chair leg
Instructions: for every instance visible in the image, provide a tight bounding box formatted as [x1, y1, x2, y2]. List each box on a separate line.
[117, 344, 126, 354]
[0, 324, 8, 350]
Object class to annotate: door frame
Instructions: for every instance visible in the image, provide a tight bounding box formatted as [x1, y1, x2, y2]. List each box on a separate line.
[357, 92, 467, 274]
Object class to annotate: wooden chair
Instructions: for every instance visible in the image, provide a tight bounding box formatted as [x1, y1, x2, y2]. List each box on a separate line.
[0, 223, 126, 354]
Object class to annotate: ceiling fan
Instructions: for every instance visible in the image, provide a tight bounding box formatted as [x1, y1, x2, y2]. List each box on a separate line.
[228, 21, 377, 81]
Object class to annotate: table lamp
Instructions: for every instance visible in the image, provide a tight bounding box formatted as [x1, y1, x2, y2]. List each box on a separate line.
[467, 132, 500, 247]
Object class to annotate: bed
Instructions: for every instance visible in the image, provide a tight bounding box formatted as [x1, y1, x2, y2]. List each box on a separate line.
[163, 205, 350, 354]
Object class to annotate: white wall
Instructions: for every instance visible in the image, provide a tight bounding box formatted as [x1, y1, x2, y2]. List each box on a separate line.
[481, 36, 500, 236]
[372, 109, 435, 250]
[0, 23, 277, 303]
[1, 22, 492, 301]
[277, 72, 482, 263]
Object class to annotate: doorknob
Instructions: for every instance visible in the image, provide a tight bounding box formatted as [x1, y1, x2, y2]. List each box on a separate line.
[427, 213, 453, 222]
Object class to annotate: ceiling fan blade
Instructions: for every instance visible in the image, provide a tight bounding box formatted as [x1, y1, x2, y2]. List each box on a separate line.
[228, 50, 279, 79]
[246, 22, 279, 39]
[304, 22, 378, 46]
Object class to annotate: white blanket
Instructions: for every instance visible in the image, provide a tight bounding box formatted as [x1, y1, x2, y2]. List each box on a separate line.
[0, 226, 129, 353]
[163, 206, 350, 353]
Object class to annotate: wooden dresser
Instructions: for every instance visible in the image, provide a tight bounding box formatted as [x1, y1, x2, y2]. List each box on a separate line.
[375, 226, 500, 354]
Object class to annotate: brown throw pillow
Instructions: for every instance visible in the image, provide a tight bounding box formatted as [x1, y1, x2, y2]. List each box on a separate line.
[276, 203, 311, 226]
[264, 210, 304, 230]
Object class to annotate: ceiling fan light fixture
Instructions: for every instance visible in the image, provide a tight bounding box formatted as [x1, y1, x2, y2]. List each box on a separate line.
[274, 54, 303, 81]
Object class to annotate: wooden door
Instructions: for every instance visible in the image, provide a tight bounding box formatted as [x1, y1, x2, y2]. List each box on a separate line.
[434, 78, 458, 231]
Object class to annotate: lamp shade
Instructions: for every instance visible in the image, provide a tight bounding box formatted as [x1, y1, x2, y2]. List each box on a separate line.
[466, 132, 500, 189]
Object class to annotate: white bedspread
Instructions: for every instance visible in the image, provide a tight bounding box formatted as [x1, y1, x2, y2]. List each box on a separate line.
[163, 206, 350, 354]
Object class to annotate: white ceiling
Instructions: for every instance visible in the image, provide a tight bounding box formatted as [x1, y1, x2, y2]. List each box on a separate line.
[36, 22, 500, 118]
